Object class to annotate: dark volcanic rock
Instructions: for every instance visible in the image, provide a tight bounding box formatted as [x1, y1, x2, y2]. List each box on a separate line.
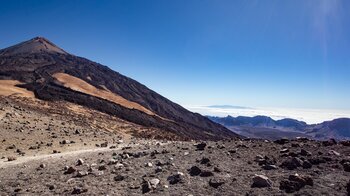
[322, 139, 337, 146]
[114, 175, 125, 181]
[196, 143, 207, 151]
[64, 166, 76, 174]
[200, 157, 210, 164]
[279, 174, 313, 193]
[281, 157, 303, 170]
[252, 175, 272, 188]
[167, 172, 184, 184]
[71, 187, 88, 194]
[199, 170, 214, 177]
[209, 178, 225, 188]
[141, 181, 151, 194]
[189, 166, 202, 176]
[274, 138, 289, 145]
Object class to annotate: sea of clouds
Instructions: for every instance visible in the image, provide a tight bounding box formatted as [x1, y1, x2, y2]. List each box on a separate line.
[185, 105, 350, 125]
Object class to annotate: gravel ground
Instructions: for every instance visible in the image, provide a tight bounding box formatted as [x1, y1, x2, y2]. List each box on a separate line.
[1, 138, 350, 195]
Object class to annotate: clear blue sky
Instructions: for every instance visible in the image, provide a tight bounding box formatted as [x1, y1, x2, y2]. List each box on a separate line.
[1, 0, 349, 110]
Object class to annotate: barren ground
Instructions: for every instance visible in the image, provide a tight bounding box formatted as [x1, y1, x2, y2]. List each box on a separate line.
[1, 96, 350, 195]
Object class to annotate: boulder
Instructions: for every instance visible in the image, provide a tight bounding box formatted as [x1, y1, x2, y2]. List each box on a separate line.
[209, 178, 225, 188]
[64, 166, 76, 174]
[274, 138, 289, 145]
[281, 157, 303, 170]
[189, 166, 202, 176]
[195, 142, 207, 151]
[279, 174, 313, 193]
[252, 174, 272, 188]
[167, 172, 184, 184]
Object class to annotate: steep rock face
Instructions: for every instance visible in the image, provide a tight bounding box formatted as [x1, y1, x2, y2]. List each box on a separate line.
[0, 37, 238, 140]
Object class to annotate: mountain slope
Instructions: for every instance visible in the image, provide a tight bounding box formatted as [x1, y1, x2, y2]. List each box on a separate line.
[0, 37, 238, 140]
[305, 118, 350, 140]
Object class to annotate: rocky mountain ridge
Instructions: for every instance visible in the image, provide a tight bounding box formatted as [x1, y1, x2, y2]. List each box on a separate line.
[0, 37, 238, 140]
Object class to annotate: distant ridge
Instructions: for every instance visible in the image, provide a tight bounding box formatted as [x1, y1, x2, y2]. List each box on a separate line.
[208, 115, 350, 140]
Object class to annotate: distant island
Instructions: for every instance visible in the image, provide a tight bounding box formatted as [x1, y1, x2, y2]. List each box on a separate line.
[207, 105, 252, 109]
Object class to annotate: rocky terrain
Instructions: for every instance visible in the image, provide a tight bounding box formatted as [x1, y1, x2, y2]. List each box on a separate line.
[1, 96, 350, 195]
[1, 118, 350, 195]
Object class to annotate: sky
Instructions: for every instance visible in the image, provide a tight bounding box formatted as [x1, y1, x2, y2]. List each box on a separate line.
[0, 0, 350, 113]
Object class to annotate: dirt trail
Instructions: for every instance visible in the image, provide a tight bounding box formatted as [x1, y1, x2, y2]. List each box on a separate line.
[0, 144, 134, 169]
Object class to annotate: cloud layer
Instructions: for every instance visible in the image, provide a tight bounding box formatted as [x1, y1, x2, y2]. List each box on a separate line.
[186, 105, 350, 124]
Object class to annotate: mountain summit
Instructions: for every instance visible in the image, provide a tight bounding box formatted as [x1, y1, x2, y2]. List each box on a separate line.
[0, 37, 238, 140]
[0, 37, 67, 55]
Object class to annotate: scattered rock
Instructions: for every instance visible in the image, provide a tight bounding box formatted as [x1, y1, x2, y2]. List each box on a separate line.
[274, 138, 289, 145]
[200, 170, 214, 177]
[64, 166, 76, 174]
[347, 180, 350, 195]
[252, 174, 272, 188]
[76, 159, 84, 166]
[48, 185, 55, 190]
[98, 165, 107, 171]
[214, 167, 222, 173]
[308, 157, 326, 165]
[71, 187, 87, 194]
[209, 178, 225, 188]
[328, 150, 340, 156]
[281, 157, 303, 170]
[322, 139, 337, 146]
[168, 172, 184, 184]
[300, 149, 311, 156]
[153, 166, 162, 173]
[341, 160, 350, 172]
[114, 175, 125, 181]
[76, 171, 88, 177]
[302, 160, 312, 169]
[114, 163, 124, 169]
[195, 142, 207, 151]
[7, 156, 17, 162]
[340, 141, 350, 147]
[200, 157, 210, 164]
[189, 166, 201, 176]
[279, 174, 313, 193]
[149, 178, 160, 189]
[100, 142, 108, 147]
[60, 140, 70, 145]
[262, 164, 278, 170]
[108, 159, 118, 165]
[142, 181, 152, 193]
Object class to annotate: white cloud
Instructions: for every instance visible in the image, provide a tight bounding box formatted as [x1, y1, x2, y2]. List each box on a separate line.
[185, 105, 350, 124]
